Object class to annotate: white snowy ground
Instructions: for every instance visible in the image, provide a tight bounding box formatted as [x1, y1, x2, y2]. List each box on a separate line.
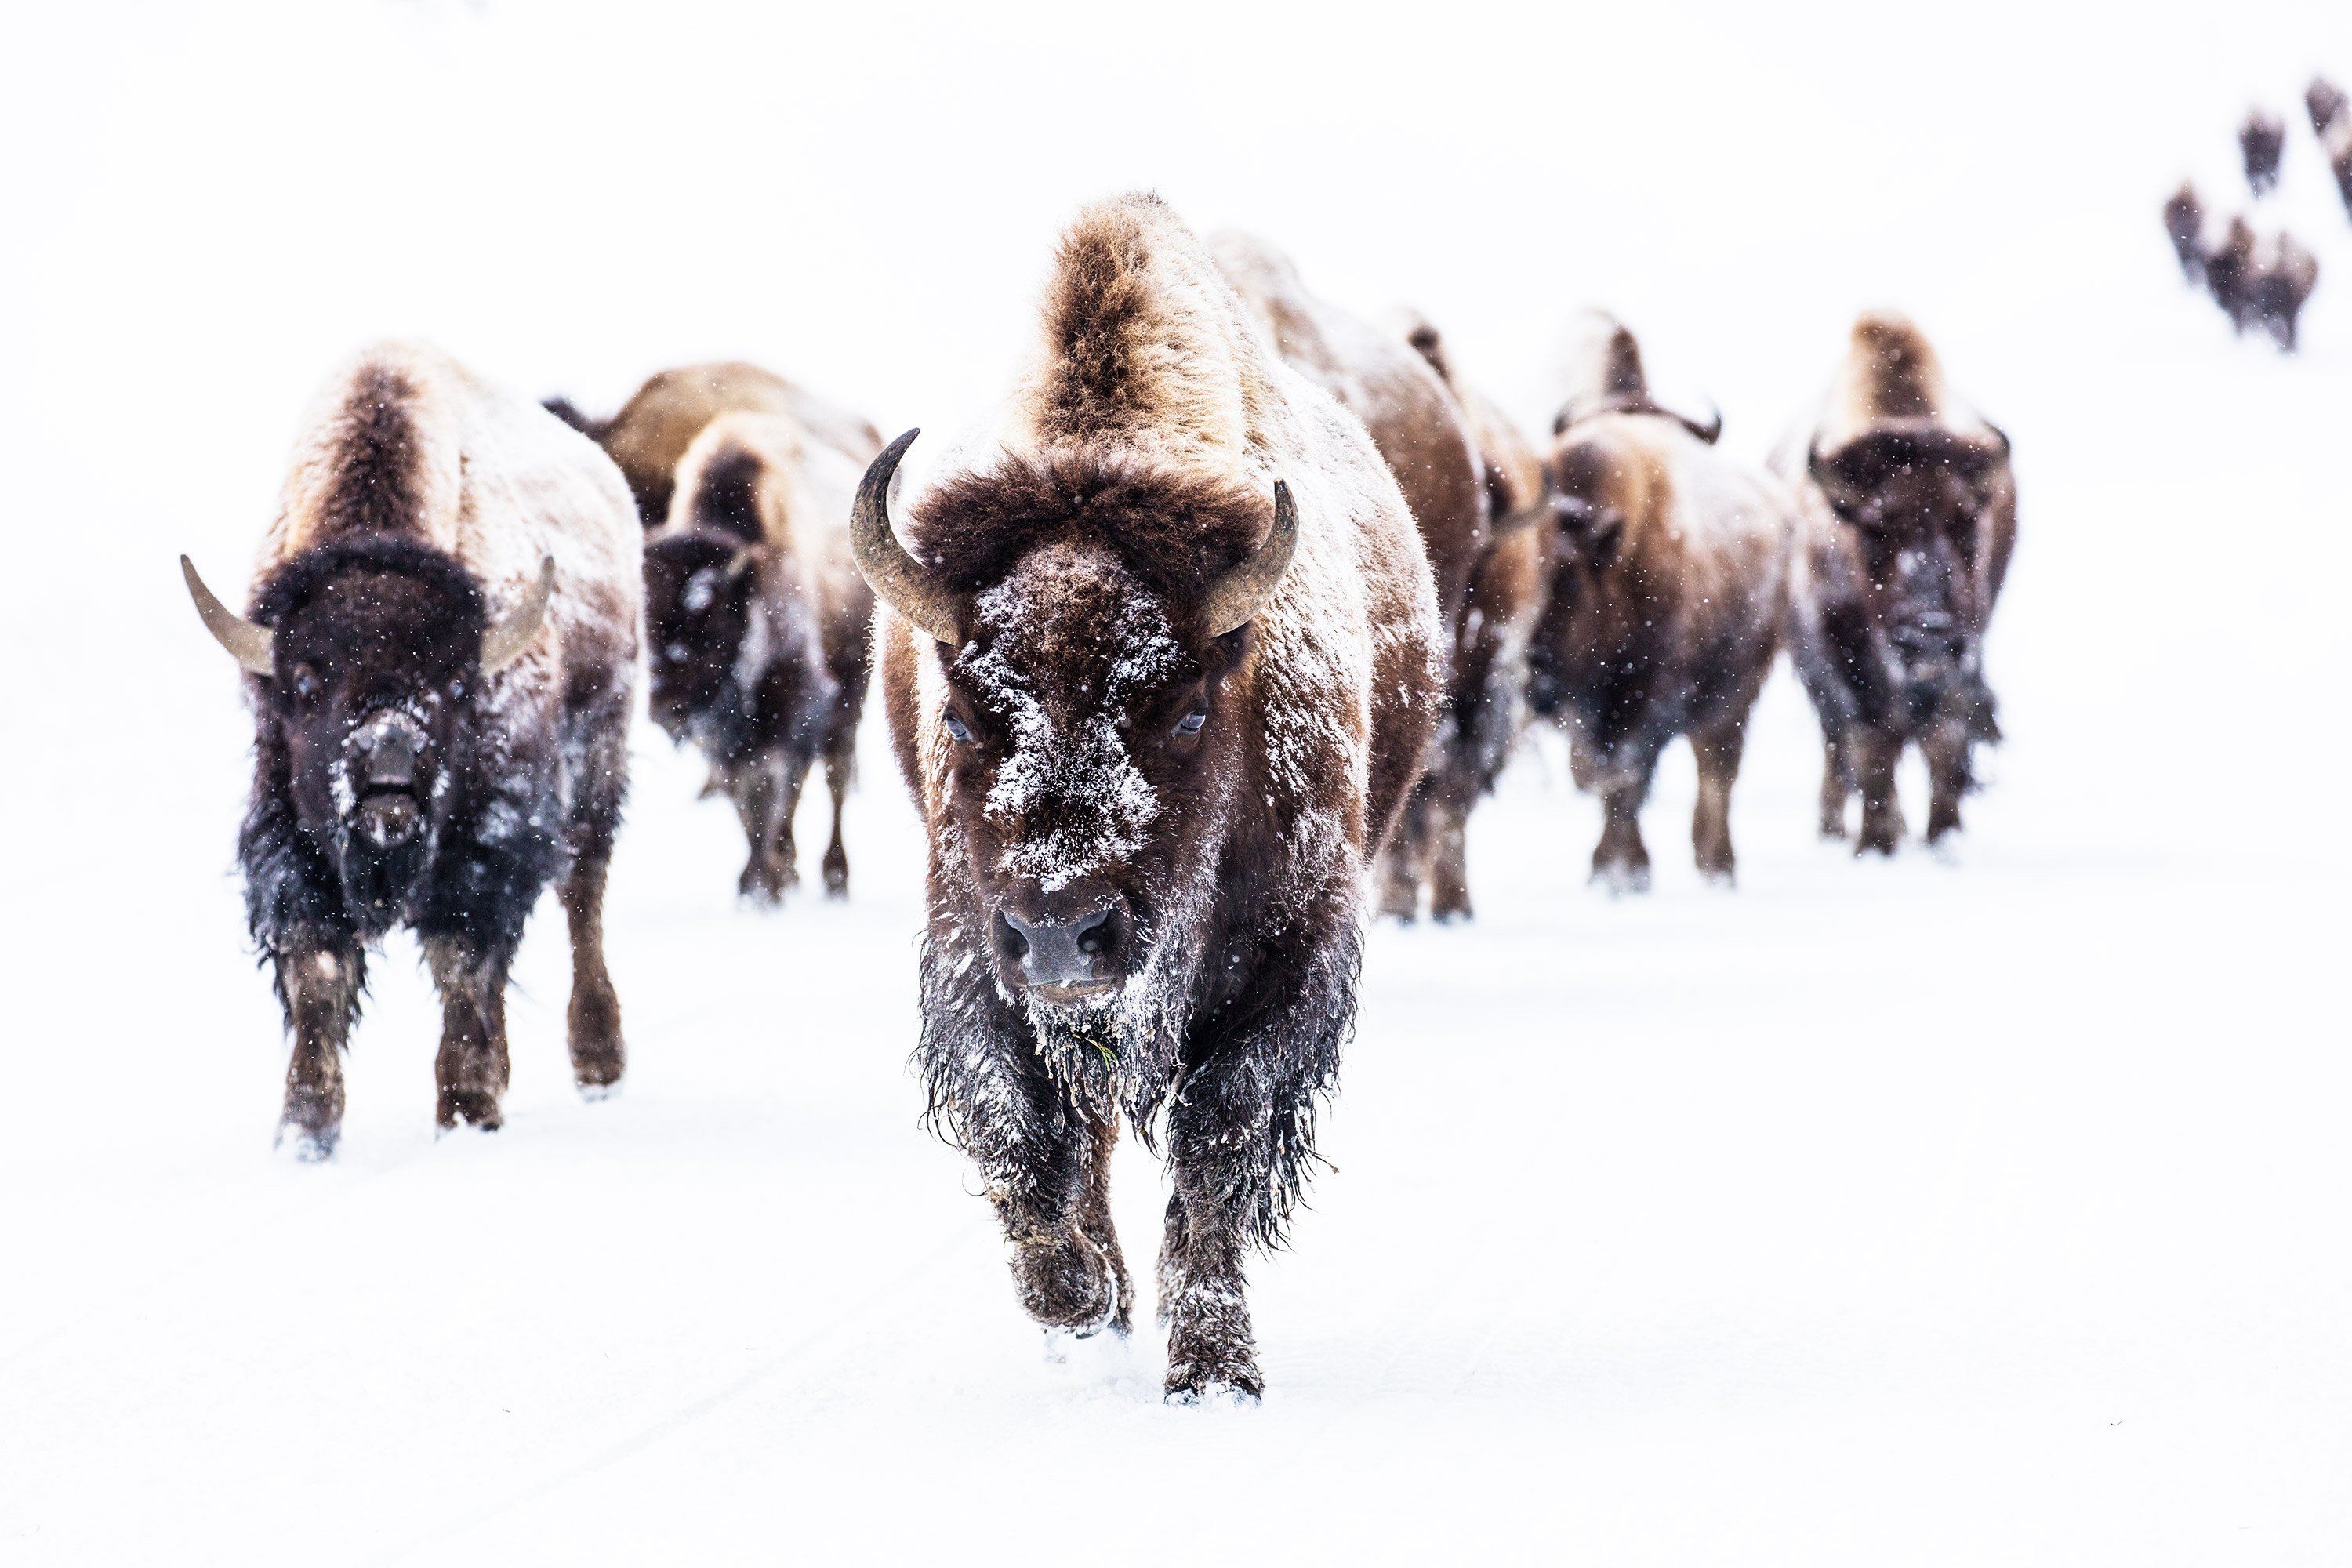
[3, 2, 2350, 1563]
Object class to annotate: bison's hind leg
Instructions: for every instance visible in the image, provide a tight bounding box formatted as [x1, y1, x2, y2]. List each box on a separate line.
[426, 937, 512, 1130]
[561, 854, 626, 1095]
[272, 937, 365, 1160]
[1374, 778, 1436, 922]
[1690, 720, 1748, 886]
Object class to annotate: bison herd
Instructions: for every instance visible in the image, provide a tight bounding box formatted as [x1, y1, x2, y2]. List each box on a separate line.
[183, 191, 2020, 1404]
[2163, 76, 2350, 352]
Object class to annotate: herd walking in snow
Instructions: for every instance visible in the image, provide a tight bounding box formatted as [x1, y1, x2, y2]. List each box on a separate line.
[183, 191, 2024, 1403]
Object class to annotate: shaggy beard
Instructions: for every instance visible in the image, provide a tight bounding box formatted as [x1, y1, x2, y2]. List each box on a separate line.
[337, 822, 432, 931]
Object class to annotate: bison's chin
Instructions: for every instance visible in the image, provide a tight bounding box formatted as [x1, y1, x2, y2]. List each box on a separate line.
[338, 796, 432, 925]
[1023, 989, 1133, 1120]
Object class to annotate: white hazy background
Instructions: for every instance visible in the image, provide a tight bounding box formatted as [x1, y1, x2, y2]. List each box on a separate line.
[2, 2, 2349, 1563]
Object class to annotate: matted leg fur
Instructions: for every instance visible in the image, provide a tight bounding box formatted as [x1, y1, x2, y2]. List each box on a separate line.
[272, 935, 365, 1160]
[426, 936, 512, 1130]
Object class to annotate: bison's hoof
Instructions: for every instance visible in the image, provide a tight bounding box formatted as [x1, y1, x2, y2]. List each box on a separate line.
[1853, 828, 1901, 857]
[576, 1077, 623, 1103]
[572, 1043, 625, 1095]
[1590, 860, 1651, 896]
[1164, 1363, 1264, 1406]
[1430, 903, 1473, 925]
[274, 1121, 339, 1163]
[1697, 862, 1736, 889]
[436, 1091, 504, 1131]
[822, 853, 849, 899]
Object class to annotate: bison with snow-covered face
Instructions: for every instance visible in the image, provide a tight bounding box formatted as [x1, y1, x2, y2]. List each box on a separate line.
[644, 408, 877, 901]
[862, 194, 1443, 1403]
[1778, 314, 2015, 854]
[546, 361, 882, 528]
[1530, 315, 1787, 890]
[1385, 307, 1553, 920]
[1208, 236, 1488, 924]
[183, 343, 641, 1156]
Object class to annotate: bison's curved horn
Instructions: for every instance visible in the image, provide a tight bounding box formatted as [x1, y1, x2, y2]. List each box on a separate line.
[181, 555, 274, 675]
[850, 429, 960, 646]
[481, 556, 554, 673]
[1203, 479, 1299, 637]
[1679, 401, 1724, 445]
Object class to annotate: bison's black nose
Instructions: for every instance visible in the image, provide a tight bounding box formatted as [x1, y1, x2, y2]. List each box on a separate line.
[996, 905, 1123, 996]
[347, 712, 424, 790]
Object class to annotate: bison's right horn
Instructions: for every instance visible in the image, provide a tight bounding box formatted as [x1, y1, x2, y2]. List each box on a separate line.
[850, 429, 960, 647]
[1202, 479, 1299, 637]
[180, 555, 274, 675]
[1679, 401, 1724, 445]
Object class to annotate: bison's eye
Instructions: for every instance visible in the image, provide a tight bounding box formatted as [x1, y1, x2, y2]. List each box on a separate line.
[448, 677, 466, 700]
[1174, 707, 1207, 739]
[290, 664, 320, 701]
[943, 713, 974, 745]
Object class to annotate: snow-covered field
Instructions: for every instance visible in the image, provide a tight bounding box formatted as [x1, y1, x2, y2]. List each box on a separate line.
[3, 2, 2349, 1562]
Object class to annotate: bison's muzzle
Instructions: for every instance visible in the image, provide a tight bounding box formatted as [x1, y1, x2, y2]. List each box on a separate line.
[347, 710, 431, 849]
[991, 880, 1129, 1005]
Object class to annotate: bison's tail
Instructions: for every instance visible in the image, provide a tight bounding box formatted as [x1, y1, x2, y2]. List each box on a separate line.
[542, 397, 608, 441]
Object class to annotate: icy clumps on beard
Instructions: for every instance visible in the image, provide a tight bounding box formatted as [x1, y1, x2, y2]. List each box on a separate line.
[962, 574, 1183, 895]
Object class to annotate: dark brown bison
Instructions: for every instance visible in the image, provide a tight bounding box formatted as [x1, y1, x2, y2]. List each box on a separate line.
[2318, 90, 2352, 220]
[858, 193, 1443, 1403]
[546, 361, 882, 528]
[182, 342, 641, 1156]
[2310, 77, 2350, 138]
[1385, 307, 1552, 920]
[2241, 109, 2287, 196]
[1529, 316, 1788, 890]
[1207, 234, 1488, 923]
[2205, 216, 2321, 351]
[1777, 313, 2015, 854]
[644, 409, 878, 901]
[2163, 183, 2208, 281]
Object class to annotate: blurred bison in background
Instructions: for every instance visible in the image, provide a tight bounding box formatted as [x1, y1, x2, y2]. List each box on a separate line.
[2311, 78, 2352, 219]
[182, 343, 641, 1155]
[2162, 183, 2207, 281]
[546, 362, 881, 527]
[644, 409, 877, 901]
[2241, 110, 2285, 196]
[1779, 314, 2014, 854]
[1210, 234, 1487, 924]
[1530, 316, 1788, 890]
[2205, 216, 2321, 350]
[860, 193, 1442, 1403]
[1387, 307, 1552, 920]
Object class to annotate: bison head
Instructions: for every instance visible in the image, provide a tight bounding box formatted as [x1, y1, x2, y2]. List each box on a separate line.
[1809, 424, 2006, 721]
[641, 532, 837, 773]
[183, 539, 549, 924]
[854, 432, 1292, 1025]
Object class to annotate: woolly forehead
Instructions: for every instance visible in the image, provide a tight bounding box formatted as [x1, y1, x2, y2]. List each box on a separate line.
[955, 541, 1192, 705]
[255, 542, 488, 677]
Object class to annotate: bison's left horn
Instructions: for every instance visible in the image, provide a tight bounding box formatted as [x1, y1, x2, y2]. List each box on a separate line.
[481, 556, 555, 673]
[851, 429, 961, 647]
[181, 556, 274, 675]
[1680, 401, 1724, 445]
[1203, 479, 1299, 637]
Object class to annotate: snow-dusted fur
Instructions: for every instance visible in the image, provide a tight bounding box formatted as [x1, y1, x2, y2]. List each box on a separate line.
[644, 409, 877, 901]
[550, 361, 884, 526]
[1775, 313, 2016, 852]
[1534, 318, 1791, 889]
[1210, 234, 1489, 926]
[1388, 307, 1552, 921]
[234, 341, 641, 1152]
[876, 192, 1443, 1402]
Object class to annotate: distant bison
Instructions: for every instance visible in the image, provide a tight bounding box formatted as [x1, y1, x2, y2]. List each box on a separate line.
[1778, 314, 2015, 852]
[862, 194, 1443, 1402]
[644, 409, 878, 900]
[1388, 307, 1552, 920]
[2313, 78, 2352, 220]
[1209, 234, 1487, 923]
[2205, 216, 2321, 351]
[183, 343, 641, 1155]
[1530, 316, 1787, 889]
[2241, 110, 2286, 196]
[547, 362, 881, 528]
[2162, 183, 2207, 281]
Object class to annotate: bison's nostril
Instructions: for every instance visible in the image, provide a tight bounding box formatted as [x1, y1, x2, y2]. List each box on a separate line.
[1074, 908, 1113, 956]
[996, 909, 1032, 960]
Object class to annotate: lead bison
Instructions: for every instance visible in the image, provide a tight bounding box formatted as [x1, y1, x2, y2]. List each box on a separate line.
[1207, 235, 1488, 924]
[1777, 313, 2015, 853]
[643, 408, 878, 901]
[182, 342, 641, 1156]
[858, 193, 1443, 1402]
[546, 361, 882, 528]
[1530, 315, 1787, 890]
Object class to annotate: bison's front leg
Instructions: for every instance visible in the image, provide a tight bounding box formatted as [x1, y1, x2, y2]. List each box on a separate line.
[1591, 777, 1653, 893]
[1003, 1112, 1131, 1342]
[1922, 717, 1972, 844]
[1374, 778, 1435, 921]
[820, 729, 855, 898]
[561, 854, 626, 1094]
[731, 753, 799, 904]
[424, 936, 513, 1130]
[1690, 720, 1748, 884]
[1849, 727, 1906, 855]
[271, 935, 365, 1160]
[1817, 735, 1852, 840]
